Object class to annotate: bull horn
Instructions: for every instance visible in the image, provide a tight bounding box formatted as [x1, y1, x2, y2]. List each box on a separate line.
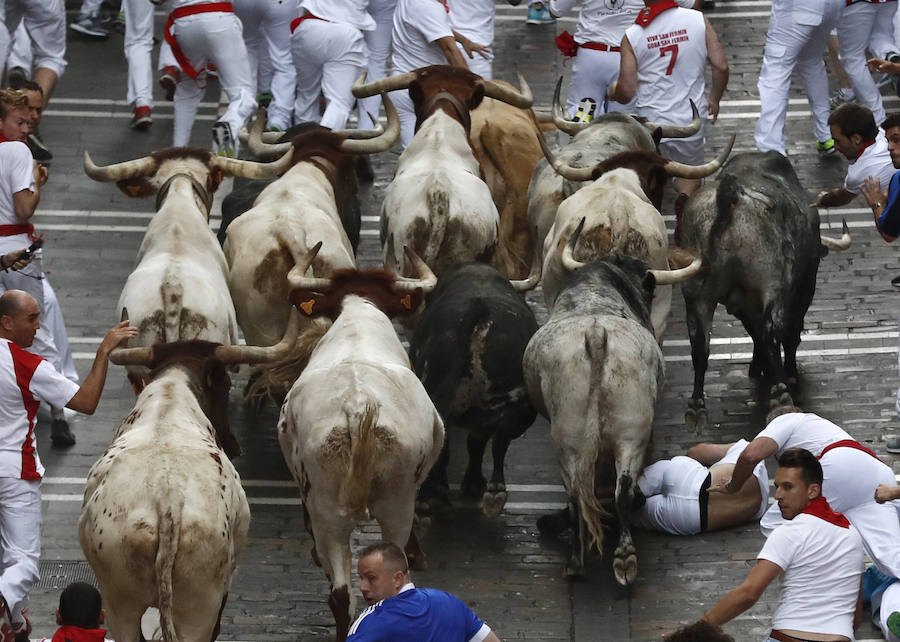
[552, 76, 590, 136]
[510, 229, 542, 291]
[643, 100, 701, 138]
[332, 116, 385, 139]
[211, 147, 294, 179]
[215, 308, 301, 365]
[480, 73, 533, 109]
[537, 124, 596, 182]
[561, 218, 587, 273]
[352, 71, 418, 99]
[340, 94, 400, 154]
[393, 246, 437, 293]
[248, 107, 292, 158]
[83, 151, 157, 182]
[108, 345, 155, 366]
[286, 242, 332, 291]
[650, 255, 702, 285]
[821, 218, 852, 251]
[663, 134, 735, 179]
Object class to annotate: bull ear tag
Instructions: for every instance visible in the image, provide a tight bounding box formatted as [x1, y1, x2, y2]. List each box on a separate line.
[299, 299, 316, 315]
[400, 294, 412, 310]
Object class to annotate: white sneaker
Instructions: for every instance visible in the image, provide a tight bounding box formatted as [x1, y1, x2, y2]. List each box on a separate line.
[211, 121, 237, 158]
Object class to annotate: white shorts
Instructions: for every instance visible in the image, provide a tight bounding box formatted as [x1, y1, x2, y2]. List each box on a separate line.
[633, 456, 710, 535]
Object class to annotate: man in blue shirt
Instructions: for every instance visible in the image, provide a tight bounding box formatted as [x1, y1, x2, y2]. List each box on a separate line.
[861, 113, 900, 242]
[346, 542, 501, 642]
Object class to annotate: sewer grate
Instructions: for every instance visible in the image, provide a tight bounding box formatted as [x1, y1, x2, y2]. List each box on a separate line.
[36, 561, 97, 591]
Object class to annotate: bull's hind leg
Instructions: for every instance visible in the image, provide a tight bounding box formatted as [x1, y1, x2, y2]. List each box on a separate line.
[307, 506, 355, 642]
[371, 489, 424, 569]
[612, 444, 645, 586]
[461, 431, 489, 499]
[100, 590, 149, 642]
[418, 432, 451, 509]
[684, 296, 715, 432]
[483, 404, 536, 517]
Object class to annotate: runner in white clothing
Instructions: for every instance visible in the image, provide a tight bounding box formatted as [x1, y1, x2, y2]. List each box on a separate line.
[608, 0, 728, 200]
[0, 0, 67, 109]
[814, 103, 896, 209]
[358, 0, 399, 130]
[712, 406, 900, 584]
[450, 0, 512, 79]
[674, 448, 863, 642]
[0, 290, 135, 641]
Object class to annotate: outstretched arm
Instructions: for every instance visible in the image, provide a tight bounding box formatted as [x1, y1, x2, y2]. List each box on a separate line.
[67, 321, 138, 414]
[700, 560, 781, 627]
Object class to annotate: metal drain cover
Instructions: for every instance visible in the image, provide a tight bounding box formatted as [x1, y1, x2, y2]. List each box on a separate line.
[36, 561, 97, 591]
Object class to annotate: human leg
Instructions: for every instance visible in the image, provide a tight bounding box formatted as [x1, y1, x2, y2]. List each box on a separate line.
[837, 5, 885, 125]
[290, 22, 327, 124]
[7, 23, 31, 79]
[22, 0, 66, 106]
[755, 11, 807, 154]
[318, 25, 367, 130]
[0, 479, 42, 621]
[206, 13, 256, 145]
[358, 0, 395, 129]
[260, 0, 295, 130]
[124, 0, 155, 110]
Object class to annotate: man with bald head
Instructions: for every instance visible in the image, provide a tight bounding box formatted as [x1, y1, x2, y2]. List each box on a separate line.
[347, 541, 502, 641]
[0, 289, 134, 641]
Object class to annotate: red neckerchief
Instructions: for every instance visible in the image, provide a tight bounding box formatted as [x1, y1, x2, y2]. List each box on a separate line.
[818, 439, 881, 462]
[436, 0, 449, 13]
[854, 138, 877, 161]
[801, 496, 850, 528]
[635, 0, 678, 26]
[0, 133, 8, 143]
[51, 625, 108, 642]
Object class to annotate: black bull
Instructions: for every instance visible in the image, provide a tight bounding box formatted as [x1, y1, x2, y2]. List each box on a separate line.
[409, 263, 538, 516]
[678, 151, 849, 428]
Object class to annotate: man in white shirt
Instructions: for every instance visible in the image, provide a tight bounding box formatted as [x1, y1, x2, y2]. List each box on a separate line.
[678, 448, 863, 641]
[608, 0, 728, 198]
[0, 290, 135, 641]
[814, 103, 896, 209]
[450, 0, 504, 79]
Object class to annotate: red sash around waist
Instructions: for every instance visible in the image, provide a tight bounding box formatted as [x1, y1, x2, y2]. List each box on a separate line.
[580, 42, 621, 53]
[0, 224, 35, 239]
[290, 12, 326, 33]
[165, 2, 234, 80]
[819, 439, 881, 462]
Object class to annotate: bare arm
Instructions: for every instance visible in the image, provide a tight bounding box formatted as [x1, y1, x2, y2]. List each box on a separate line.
[453, 30, 490, 60]
[66, 321, 138, 414]
[861, 176, 898, 242]
[12, 163, 47, 221]
[700, 560, 781, 627]
[709, 437, 777, 494]
[875, 484, 900, 503]
[0, 249, 32, 272]
[608, 36, 637, 104]
[436, 35, 469, 69]
[484, 633, 501, 642]
[868, 57, 900, 74]
[687, 442, 736, 466]
[705, 18, 728, 124]
[815, 188, 856, 209]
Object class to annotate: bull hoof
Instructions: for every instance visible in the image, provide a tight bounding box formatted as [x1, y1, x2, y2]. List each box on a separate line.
[565, 561, 586, 578]
[613, 545, 638, 586]
[461, 474, 487, 499]
[481, 486, 507, 517]
[768, 383, 793, 408]
[413, 510, 432, 537]
[684, 405, 707, 433]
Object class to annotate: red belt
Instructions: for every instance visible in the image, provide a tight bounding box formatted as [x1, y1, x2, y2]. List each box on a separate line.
[819, 439, 882, 462]
[165, 2, 234, 80]
[290, 12, 326, 33]
[580, 42, 620, 52]
[0, 224, 35, 239]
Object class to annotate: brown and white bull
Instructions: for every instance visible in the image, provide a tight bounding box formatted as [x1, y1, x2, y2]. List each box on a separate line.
[78, 313, 300, 642]
[538, 137, 732, 340]
[277, 245, 444, 641]
[83, 147, 293, 390]
[523, 221, 701, 582]
[352, 65, 533, 275]
[528, 78, 702, 249]
[221, 95, 400, 399]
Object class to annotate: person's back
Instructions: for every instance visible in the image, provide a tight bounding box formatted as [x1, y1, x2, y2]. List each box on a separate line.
[38, 582, 112, 642]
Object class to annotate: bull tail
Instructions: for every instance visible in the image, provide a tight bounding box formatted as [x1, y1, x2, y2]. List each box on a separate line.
[160, 280, 184, 343]
[576, 326, 612, 554]
[422, 179, 451, 271]
[155, 494, 183, 642]
[338, 403, 380, 519]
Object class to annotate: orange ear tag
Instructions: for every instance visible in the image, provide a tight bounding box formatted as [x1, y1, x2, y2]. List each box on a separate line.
[400, 294, 412, 310]
[300, 299, 316, 315]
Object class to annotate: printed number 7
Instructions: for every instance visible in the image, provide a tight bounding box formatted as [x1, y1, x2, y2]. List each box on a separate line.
[660, 44, 678, 75]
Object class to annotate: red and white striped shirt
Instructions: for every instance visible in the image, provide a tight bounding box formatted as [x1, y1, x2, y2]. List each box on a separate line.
[0, 339, 79, 479]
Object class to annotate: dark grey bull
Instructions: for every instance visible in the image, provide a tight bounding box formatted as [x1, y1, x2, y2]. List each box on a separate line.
[410, 262, 539, 517]
[679, 152, 851, 430]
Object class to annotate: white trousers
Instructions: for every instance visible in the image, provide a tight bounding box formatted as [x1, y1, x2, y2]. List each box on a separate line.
[566, 47, 634, 117]
[6, 22, 30, 73]
[233, 0, 295, 130]
[0, 478, 41, 623]
[761, 447, 900, 578]
[125, 0, 155, 109]
[291, 20, 367, 130]
[838, 2, 898, 126]
[457, 43, 493, 80]
[392, 87, 417, 148]
[0, 0, 67, 77]
[78, 0, 103, 18]
[358, 0, 395, 129]
[755, 1, 842, 154]
[169, 12, 256, 146]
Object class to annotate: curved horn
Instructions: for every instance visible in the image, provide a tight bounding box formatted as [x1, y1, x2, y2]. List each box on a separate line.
[552, 76, 590, 136]
[480, 73, 533, 109]
[340, 94, 400, 154]
[561, 218, 587, 273]
[663, 134, 735, 179]
[537, 124, 596, 182]
[248, 107, 292, 158]
[286, 242, 331, 291]
[108, 345, 155, 366]
[211, 147, 294, 179]
[332, 117, 385, 139]
[821, 218, 852, 251]
[83, 151, 157, 182]
[352, 71, 418, 99]
[509, 230, 542, 291]
[215, 308, 301, 365]
[650, 255, 702, 285]
[392, 246, 437, 293]
[643, 100, 701, 138]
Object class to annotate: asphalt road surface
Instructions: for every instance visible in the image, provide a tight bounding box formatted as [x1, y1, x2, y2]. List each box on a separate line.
[18, 1, 900, 640]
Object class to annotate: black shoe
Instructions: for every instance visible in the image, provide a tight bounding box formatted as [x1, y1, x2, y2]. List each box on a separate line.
[27, 133, 52, 164]
[6, 67, 26, 89]
[51, 419, 75, 447]
[701, 0, 715, 8]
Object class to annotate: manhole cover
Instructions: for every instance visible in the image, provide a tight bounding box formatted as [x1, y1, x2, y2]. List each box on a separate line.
[37, 561, 97, 591]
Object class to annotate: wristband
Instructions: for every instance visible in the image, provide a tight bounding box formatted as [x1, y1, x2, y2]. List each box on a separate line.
[873, 202, 884, 211]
